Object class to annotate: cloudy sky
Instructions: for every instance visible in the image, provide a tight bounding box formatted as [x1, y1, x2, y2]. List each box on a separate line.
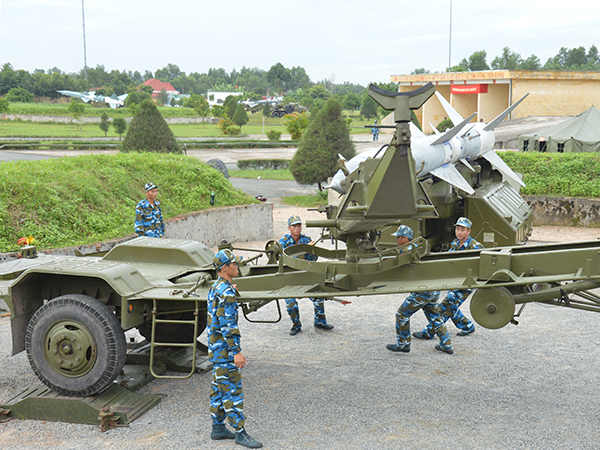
[0, 0, 599, 86]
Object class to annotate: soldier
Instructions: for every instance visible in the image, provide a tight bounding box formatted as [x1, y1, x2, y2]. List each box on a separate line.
[207, 249, 263, 449]
[386, 225, 454, 355]
[280, 215, 334, 335]
[134, 182, 165, 238]
[371, 119, 380, 141]
[413, 217, 484, 340]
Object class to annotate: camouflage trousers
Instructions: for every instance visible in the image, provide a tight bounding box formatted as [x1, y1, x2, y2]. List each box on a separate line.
[396, 291, 452, 351]
[285, 298, 327, 330]
[210, 362, 245, 432]
[421, 289, 474, 337]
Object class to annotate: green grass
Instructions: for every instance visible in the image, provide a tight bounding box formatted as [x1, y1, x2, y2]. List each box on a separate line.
[281, 190, 329, 207]
[229, 169, 295, 180]
[0, 153, 256, 252]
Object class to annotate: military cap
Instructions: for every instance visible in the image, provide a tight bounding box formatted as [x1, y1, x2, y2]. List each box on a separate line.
[391, 225, 414, 239]
[288, 215, 302, 226]
[145, 182, 158, 192]
[455, 217, 472, 228]
[213, 249, 242, 270]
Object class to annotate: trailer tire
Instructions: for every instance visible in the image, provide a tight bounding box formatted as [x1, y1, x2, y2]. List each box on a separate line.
[25, 294, 127, 397]
[206, 158, 229, 179]
[137, 311, 207, 344]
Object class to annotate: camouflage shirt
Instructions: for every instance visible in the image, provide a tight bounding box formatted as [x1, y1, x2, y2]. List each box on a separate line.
[207, 276, 241, 363]
[449, 236, 483, 252]
[279, 233, 317, 261]
[134, 199, 165, 238]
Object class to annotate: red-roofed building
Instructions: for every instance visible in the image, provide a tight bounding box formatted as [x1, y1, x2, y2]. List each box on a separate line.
[141, 78, 179, 99]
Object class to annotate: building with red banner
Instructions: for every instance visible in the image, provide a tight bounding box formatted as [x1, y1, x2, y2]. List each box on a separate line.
[391, 70, 600, 134]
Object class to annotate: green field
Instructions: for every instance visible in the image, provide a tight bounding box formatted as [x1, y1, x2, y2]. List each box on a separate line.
[1, 102, 373, 138]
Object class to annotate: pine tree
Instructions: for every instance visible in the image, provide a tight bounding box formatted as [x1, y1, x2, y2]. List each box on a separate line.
[121, 100, 180, 153]
[290, 97, 355, 189]
[99, 112, 110, 137]
[232, 103, 249, 129]
[223, 95, 238, 119]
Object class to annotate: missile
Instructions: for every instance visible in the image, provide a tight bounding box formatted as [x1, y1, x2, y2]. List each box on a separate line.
[326, 92, 529, 195]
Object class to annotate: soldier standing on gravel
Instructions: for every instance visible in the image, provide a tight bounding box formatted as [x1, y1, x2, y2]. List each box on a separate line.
[279, 215, 334, 336]
[134, 182, 165, 238]
[207, 249, 263, 449]
[386, 225, 454, 355]
[413, 217, 483, 341]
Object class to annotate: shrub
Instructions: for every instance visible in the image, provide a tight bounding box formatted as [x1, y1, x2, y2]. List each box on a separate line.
[225, 125, 241, 136]
[266, 130, 282, 141]
[437, 118, 453, 132]
[121, 100, 180, 153]
[6, 87, 34, 103]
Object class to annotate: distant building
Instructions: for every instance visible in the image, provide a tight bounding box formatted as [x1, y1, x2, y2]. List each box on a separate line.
[391, 70, 600, 134]
[141, 79, 179, 103]
[206, 91, 243, 107]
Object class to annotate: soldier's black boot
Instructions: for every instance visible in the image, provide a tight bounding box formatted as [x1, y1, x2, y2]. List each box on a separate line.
[211, 423, 235, 440]
[235, 429, 263, 448]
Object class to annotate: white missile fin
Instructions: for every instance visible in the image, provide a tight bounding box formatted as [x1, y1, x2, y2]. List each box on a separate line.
[432, 113, 477, 145]
[410, 122, 426, 139]
[481, 150, 526, 188]
[483, 94, 530, 131]
[460, 158, 475, 172]
[435, 91, 464, 126]
[429, 124, 441, 135]
[430, 164, 475, 195]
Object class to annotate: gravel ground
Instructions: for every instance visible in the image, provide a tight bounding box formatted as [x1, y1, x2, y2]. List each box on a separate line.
[1, 198, 599, 449]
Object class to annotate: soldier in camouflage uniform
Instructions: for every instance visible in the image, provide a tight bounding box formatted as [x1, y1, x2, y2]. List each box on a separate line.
[279, 215, 333, 335]
[207, 249, 263, 448]
[386, 225, 454, 355]
[134, 182, 165, 238]
[413, 217, 484, 340]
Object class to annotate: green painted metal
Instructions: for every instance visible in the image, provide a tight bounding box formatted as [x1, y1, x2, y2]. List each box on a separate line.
[0, 384, 161, 429]
[0, 82, 596, 402]
[44, 319, 97, 377]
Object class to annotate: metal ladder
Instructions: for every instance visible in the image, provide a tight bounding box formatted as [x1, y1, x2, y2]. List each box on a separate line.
[148, 299, 200, 379]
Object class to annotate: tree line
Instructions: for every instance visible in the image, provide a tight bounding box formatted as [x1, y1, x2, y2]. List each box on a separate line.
[412, 45, 600, 74]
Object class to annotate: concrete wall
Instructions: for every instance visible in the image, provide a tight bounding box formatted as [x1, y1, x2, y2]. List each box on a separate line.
[524, 195, 600, 227]
[2, 114, 210, 124]
[165, 203, 273, 247]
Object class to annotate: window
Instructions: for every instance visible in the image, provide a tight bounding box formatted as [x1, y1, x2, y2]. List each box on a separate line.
[523, 140, 529, 151]
[557, 142, 564, 153]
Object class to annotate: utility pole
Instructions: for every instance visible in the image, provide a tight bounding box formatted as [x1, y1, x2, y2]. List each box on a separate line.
[448, 0, 452, 70]
[82, 0, 88, 81]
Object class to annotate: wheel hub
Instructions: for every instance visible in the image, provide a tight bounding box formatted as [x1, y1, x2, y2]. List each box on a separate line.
[470, 287, 515, 329]
[45, 320, 97, 377]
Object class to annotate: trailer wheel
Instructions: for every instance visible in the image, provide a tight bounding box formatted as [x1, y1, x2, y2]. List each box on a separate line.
[25, 294, 127, 397]
[137, 311, 207, 344]
[206, 158, 229, 179]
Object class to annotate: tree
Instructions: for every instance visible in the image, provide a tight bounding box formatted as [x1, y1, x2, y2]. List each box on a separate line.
[262, 102, 271, 117]
[290, 97, 355, 190]
[223, 95, 238, 119]
[67, 99, 85, 131]
[266, 62, 291, 93]
[360, 94, 378, 118]
[491, 47, 522, 70]
[124, 90, 151, 107]
[122, 99, 180, 153]
[343, 92, 361, 111]
[99, 112, 110, 137]
[6, 87, 34, 102]
[467, 50, 490, 71]
[194, 96, 211, 127]
[232, 103, 249, 129]
[521, 54, 542, 70]
[113, 118, 127, 140]
[0, 97, 9, 125]
[283, 111, 309, 140]
[211, 105, 228, 119]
